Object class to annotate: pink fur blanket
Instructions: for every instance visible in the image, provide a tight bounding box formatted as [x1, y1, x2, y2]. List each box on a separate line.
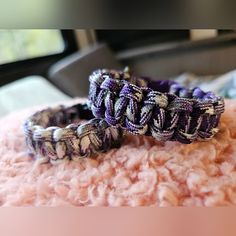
[0, 99, 236, 206]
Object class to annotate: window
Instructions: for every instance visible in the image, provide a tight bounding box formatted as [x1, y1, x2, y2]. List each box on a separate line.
[0, 30, 65, 65]
[0, 30, 77, 87]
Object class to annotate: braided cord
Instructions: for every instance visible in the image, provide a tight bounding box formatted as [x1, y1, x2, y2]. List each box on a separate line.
[88, 69, 225, 144]
[23, 103, 123, 164]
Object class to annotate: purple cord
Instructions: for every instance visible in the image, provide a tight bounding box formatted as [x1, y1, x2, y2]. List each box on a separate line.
[88, 68, 225, 144]
[23, 103, 124, 164]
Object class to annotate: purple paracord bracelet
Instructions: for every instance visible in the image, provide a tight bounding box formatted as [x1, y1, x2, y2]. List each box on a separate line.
[88, 68, 225, 144]
[23, 103, 123, 164]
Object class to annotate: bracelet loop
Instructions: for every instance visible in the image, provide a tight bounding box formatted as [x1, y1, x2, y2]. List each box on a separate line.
[24, 103, 124, 164]
[88, 68, 225, 144]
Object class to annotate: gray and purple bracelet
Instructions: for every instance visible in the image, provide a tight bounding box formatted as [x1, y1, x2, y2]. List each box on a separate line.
[88, 68, 225, 144]
[23, 103, 123, 164]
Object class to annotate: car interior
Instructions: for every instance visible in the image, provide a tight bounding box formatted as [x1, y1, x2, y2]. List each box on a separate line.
[1, 29, 236, 117]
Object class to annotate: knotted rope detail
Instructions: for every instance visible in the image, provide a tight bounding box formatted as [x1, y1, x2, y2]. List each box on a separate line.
[88, 69, 225, 144]
[23, 103, 123, 164]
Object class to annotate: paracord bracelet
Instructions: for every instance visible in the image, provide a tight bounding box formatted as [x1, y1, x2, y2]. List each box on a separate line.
[23, 103, 123, 164]
[88, 68, 225, 144]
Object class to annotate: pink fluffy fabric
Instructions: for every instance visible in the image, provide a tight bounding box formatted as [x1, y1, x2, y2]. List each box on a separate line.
[0, 99, 236, 206]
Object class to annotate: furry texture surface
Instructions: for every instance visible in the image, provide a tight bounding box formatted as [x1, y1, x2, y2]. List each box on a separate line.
[0, 99, 235, 206]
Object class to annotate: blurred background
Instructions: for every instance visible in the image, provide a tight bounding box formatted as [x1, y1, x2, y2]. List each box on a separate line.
[1, 29, 236, 117]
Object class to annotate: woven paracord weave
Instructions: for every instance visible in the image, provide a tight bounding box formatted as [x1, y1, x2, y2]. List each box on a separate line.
[88, 68, 225, 144]
[23, 103, 123, 164]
